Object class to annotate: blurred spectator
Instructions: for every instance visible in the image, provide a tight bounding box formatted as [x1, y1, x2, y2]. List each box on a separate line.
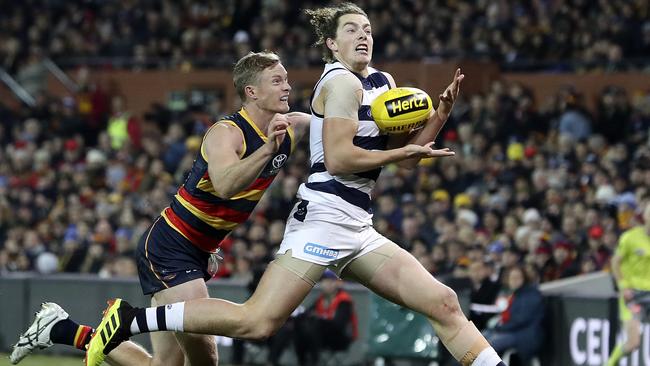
[551, 241, 580, 279]
[1, 0, 649, 73]
[16, 48, 46, 96]
[468, 261, 501, 330]
[290, 271, 357, 366]
[485, 265, 544, 365]
[558, 92, 593, 141]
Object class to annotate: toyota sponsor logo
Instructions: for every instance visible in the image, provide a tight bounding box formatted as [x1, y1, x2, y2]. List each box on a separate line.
[272, 154, 287, 169]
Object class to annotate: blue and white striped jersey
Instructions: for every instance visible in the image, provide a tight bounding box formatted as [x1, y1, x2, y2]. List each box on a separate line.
[296, 62, 392, 225]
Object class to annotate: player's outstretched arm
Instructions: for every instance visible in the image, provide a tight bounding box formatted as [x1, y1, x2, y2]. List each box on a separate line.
[388, 69, 464, 169]
[205, 115, 289, 199]
[410, 68, 464, 145]
[322, 74, 454, 175]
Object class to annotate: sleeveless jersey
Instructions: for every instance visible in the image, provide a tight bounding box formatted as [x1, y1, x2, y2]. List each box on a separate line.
[161, 108, 293, 252]
[297, 62, 392, 225]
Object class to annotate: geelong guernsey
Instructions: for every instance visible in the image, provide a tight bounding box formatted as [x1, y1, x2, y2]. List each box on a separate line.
[297, 62, 391, 225]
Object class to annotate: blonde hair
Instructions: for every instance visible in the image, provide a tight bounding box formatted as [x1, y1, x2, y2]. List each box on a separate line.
[233, 51, 281, 100]
[305, 3, 368, 63]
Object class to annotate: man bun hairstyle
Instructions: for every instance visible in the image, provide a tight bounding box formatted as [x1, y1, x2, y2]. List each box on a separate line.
[305, 3, 368, 63]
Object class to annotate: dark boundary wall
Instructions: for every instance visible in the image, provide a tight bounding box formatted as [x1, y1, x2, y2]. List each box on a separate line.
[4, 274, 646, 365]
[543, 295, 650, 366]
[43, 62, 650, 118]
[0, 274, 371, 365]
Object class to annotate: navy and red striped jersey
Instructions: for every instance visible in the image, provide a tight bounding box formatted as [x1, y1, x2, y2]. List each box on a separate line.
[161, 108, 294, 252]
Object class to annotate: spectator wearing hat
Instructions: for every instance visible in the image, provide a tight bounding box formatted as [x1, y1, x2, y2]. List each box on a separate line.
[487, 241, 505, 277]
[430, 189, 453, 219]
[616, 192, 638, 230]
[552, 240, 580, 280]
[585, 225, 611, 270]
[456, 208, 479, 229]
[454, 192, 473, 210]
[532, 244, 556, 283]
[522, 208, 542, 231]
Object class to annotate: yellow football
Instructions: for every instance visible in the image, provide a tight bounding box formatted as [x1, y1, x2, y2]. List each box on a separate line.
[371, 87, 432, 134]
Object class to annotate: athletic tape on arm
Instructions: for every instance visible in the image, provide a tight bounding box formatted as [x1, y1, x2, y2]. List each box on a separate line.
[323, 74, 363, 120]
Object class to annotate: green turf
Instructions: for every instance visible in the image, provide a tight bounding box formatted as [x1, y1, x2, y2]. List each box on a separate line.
[0, 353, 84, 366]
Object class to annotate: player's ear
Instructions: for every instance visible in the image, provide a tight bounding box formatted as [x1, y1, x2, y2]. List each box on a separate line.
[326, 38, 338, 53]
[245, 85, 258, 101]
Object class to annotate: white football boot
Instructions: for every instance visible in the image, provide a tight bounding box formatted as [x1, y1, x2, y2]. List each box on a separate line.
[9, 302, 69, 364]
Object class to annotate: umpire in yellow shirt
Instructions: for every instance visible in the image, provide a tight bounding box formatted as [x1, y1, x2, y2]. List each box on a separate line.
[606, 202, 650, 366]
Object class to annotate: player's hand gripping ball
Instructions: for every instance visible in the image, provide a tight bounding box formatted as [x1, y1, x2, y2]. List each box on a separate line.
[371, 87, 432, 134]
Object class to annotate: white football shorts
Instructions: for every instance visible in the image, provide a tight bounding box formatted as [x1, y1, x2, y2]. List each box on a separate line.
[277, 200, 389, 274]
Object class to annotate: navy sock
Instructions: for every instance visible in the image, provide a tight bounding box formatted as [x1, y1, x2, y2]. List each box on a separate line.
[50, 319, 94, 350]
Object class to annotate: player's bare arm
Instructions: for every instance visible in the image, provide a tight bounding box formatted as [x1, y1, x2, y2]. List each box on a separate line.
[286, 111, 311, 141]
[205, 115, 289, 199]
[321, 74, 454, 175]
[387, 69, 464, 169]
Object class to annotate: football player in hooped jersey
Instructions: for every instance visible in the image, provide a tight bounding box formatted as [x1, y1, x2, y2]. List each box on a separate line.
[10, 51, 310, 366]
[85, 4, 503, 366]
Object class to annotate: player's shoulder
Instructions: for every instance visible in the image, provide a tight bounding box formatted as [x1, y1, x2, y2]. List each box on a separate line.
[323, 72, 362, 93]
[204, 116, 245, 145]
[210, 118, 239, 133]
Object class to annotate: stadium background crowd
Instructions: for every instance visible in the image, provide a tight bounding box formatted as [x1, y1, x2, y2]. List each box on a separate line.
[1, 0, 650, 303]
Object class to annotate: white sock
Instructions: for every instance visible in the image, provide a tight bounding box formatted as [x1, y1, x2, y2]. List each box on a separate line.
[471, 347, 502, 366]
[129, 302, 185, 335]
[164, 302, 185, 332]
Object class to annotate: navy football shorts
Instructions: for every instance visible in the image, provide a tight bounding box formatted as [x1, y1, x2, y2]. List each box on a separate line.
[136, 216, 212, 295]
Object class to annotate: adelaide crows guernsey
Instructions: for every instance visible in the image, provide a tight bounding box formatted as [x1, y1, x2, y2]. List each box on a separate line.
[296, 62, 392, 225]
[162, 108, 293, 252]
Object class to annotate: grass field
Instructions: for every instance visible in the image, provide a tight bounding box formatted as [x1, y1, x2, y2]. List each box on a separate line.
[0, 353, 83, 366]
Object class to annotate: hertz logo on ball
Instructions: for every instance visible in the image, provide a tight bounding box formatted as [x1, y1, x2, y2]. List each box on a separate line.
[370, 87, 433, 134]
[385, 94, 429, 117]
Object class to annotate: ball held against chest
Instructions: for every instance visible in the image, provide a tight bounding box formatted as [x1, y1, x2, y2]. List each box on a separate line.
[370, 87, 433, 134]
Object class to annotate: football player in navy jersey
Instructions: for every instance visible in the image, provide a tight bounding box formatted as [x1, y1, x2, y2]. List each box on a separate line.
[11, 51, 309, 366]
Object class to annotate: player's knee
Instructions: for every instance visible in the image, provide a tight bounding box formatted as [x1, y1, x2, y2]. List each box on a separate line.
[430, 285, 462, 322]
[244, 318, 283, 341]
[237, 312, 284, 341]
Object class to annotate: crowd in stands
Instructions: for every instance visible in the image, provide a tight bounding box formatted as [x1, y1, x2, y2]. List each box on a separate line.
[1, 61, 649, 293]
[1, 2, 650, 318]
[1, 0, 649, 75]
